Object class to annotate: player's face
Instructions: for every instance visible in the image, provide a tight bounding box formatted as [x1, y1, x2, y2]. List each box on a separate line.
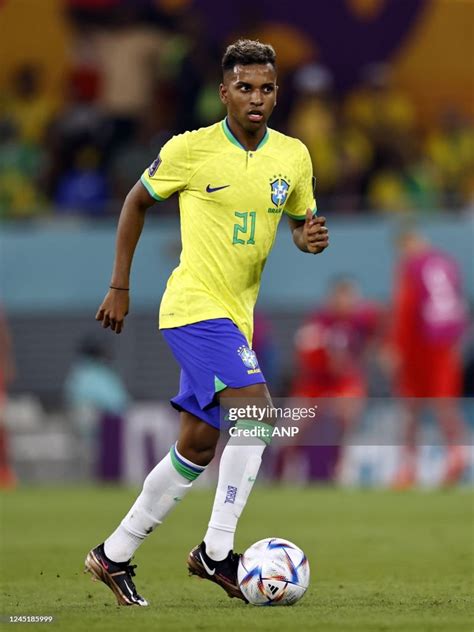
[220, 63, 278, 133]
[330, 283, 358, 314]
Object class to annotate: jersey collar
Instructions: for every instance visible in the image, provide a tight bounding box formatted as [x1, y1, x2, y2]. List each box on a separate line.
[221, 118, 270, 151]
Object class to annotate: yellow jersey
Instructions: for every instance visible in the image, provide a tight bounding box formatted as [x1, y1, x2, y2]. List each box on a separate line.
[141, 118, 316, 343]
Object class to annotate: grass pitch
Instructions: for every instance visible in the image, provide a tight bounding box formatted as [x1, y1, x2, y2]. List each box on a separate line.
[1, 486, 473, 631]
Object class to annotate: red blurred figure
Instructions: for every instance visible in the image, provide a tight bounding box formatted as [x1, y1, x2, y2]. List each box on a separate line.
[293, 277, 381, 401]
[387, 229, 469, 488]
[278, 278, 383, 482]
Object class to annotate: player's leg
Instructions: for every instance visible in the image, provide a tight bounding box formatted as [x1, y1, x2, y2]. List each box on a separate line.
[435, 398, 468, 485]
[85, 410, 218, 606]
[188, 382, 273, 600]
[104, 411, 218, 559]
[430, 351, 469, 485]
[0, 424, 16, 489]
[176, 408, 221, 465]
[205, 382, 273, 557]
[392, 398, 422, 489]
[0, 388, 16, 489]
[332, 387, 366, 484]
[161, 319, 270, 598]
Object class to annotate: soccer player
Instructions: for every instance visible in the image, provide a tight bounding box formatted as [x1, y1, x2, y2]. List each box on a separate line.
[278, 277, 382, 482]
[292, 277, 382, 402]
[387, 228, 468, 488]
[84, 39, 329, 606]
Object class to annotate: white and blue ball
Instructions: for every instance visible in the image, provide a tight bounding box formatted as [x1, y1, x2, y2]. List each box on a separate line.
[238, 537, 310, 606]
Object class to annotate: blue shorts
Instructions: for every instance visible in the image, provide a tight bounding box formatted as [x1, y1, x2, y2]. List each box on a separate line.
[162, 318, 266, 428]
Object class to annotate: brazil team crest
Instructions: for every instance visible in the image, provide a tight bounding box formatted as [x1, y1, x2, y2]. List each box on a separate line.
[237, 345, 260, 371]
[270, 177, 290, 207]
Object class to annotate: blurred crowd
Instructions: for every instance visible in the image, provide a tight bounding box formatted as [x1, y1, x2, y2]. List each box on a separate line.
[1, 4, 473, 219]
[1, 226, 472, 487]
[257, 231, 472, 487]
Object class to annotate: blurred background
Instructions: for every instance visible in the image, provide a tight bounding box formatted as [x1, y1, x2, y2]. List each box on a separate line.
[0, 0, 473, 488]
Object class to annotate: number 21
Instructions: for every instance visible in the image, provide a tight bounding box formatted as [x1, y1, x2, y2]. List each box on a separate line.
[233, 211, 256, 245]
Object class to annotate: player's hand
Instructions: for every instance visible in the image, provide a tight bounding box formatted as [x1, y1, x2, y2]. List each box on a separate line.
[95, 289, 129, 334]
[303, 208, 329, 254]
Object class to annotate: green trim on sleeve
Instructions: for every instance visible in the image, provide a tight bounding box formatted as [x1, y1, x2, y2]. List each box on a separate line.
[284, 210, 306, 221]
[140, 175, 167, 201]
[284, 205, 317, 221]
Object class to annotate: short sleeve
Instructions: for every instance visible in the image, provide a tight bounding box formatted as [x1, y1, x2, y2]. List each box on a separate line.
[140, 133, 190, 201]
[284, 143, 317, 221]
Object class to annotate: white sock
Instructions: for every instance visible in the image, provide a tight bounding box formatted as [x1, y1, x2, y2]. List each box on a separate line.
[104, 444, 206, 563]
[204, 432, 267, 561]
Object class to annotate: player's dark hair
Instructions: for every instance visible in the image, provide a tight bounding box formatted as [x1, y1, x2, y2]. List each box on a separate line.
[222, 39, 276, 74]
[328, 275, 358, 291]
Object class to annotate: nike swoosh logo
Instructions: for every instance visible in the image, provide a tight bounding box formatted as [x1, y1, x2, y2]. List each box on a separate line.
[206, 184, 230, 193]
[123, 579, 135, 599]
[199, 552, 216, 576]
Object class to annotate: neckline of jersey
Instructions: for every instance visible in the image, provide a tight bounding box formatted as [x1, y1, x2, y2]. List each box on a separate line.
[221, 118, 270, 151]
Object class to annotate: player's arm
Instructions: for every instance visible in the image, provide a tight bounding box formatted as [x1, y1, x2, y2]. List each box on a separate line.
[288, 210, 329, 254]
[96, 181, 155, 334]
[285, 144, 328, 254]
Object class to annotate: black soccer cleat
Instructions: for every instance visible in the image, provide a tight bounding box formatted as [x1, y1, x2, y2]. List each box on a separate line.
[187, 542, 247, 602]
[84, 543, 148, 607]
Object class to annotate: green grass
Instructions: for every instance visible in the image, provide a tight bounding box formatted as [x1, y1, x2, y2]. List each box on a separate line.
[1, 486, 473, 631]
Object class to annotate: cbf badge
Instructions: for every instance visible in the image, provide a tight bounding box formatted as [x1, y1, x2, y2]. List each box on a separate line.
[270, 176, 290, 207]
[237, 345, 260, 374]
[148, 155, 162, 177]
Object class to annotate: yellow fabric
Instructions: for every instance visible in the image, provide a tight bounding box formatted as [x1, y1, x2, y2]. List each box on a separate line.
[141, 119, 316, 343]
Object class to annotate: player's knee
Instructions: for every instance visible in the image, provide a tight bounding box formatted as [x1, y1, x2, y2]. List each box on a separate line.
[176, 411, 220, 466]
[177, 430, 219, 466]
[179, 443, 216, 467]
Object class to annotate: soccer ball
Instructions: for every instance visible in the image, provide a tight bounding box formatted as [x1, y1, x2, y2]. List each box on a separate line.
[238, 537, 310, 606]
